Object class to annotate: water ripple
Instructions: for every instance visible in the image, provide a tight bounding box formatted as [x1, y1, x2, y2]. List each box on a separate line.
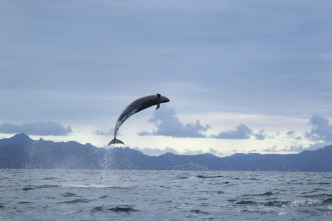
[2, 170, 332, 220]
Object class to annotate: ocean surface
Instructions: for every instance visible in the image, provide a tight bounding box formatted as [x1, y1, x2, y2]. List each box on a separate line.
[0, 170, 331, 221]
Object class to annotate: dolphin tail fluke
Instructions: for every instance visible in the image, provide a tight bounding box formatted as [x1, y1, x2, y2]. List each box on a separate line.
[108, 138, 125, 145]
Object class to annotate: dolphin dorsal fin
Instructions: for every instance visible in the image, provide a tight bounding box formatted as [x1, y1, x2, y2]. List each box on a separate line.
[157, 93, 161, 98]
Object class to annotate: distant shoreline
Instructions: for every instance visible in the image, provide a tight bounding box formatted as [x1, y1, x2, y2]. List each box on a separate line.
[1, 134, 332, 172]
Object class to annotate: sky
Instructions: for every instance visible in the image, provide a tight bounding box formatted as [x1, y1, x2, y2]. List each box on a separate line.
[1, 0, 332, 156]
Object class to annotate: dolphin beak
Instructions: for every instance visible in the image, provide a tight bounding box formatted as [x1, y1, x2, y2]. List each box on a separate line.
[160, 95, 170, 103]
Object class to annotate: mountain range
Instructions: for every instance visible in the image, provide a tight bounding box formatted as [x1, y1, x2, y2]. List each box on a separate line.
[1, 133, 332, 171]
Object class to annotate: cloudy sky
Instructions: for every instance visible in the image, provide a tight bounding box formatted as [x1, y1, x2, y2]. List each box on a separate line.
[1, 0, 332, 156]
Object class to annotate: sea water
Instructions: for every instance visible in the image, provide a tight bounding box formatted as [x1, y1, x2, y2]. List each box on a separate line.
[0, 169, 331, 220]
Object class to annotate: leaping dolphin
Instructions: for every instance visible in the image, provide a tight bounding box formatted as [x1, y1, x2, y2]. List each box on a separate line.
[109, 93, 170, 145]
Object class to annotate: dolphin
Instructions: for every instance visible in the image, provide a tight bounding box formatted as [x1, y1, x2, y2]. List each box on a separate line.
[108, 93, 170, 145]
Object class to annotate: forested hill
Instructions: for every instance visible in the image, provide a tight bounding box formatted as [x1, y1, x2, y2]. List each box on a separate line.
[1, 133, 332, 171]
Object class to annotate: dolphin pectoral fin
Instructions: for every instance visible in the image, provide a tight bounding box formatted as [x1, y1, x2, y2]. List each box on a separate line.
[156, 103, 160, 110]
[108, 138, 125, 145]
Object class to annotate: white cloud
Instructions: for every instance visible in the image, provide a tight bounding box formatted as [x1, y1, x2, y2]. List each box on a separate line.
[286, 130, 302, 140]
[135, 146, 226, 157]
[265, 142, 330, 153]
[263, 145, 278, 152]
[254, 130, 266, 140]
[211, 124, 252, 139]
[263, 145, 306, 153]
[134, 147, 178, 156]
[211, 124, 266, 140]
[0, 121, 72, 136]
[284, 145, 307, 152]
[305, 114, 332, 142]
[95, 127, 114, 136]
[181, 148, 227, 157]
[263, 145, 305, 153]
[287, 131, 295, 137]
[138, 106, 210, 138]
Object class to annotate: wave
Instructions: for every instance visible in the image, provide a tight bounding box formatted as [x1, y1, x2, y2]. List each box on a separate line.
[260, 191, 274, 196]
[22, 184, 60, 191]
[234, 198, 331, 208]
[18, 201, 33, 205]
[42, 177, 55, 180]
[196, 175, 224, 179]
[263, 201, 290, 207]
[307, 182, 331, 185]
[91, 205, 139, 213]
[62, 184, 133, 190]
[61, 192, 78, 197]
[58, 199, 93, 204]
[99, 195, 108, 199]
[235, 198, 332, 208]
[290, 199, 321, 207]
[322, 198, 332, 205]
[108, 206, 140, 213]
[236, 200, 258, 205]
[242, 191, 276, 198]
[91, 206, 104, 213]
[190, 209, 209, 214]
[303, 193, 332, 199]
[176, 176, 189, 179]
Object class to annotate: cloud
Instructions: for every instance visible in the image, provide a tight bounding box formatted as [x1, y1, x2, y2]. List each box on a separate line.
[138, 106, 210, 138]
[211, 124, 252, 139]
[95, 127, 114, 136]
[180, 148, 225, 157]
[263, 145, 306, 153]
[0, 121, 72, 136]
[285, 145, 307, 152]
[254, 130, 266, 140]
[265, 145, 306, 153]
[134, 147, 178, 156]
[286, 130, 302, 140]
[305, 114, 332, 142]
[135, 146, 226, 157]
[263, 145, 280, 152]
[211, 124, 266, 140]
[287, 131, 295, 136]
[264, 142, 329, 153]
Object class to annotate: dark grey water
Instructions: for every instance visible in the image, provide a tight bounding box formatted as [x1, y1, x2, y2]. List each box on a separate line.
[0, 170, 331, 220]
